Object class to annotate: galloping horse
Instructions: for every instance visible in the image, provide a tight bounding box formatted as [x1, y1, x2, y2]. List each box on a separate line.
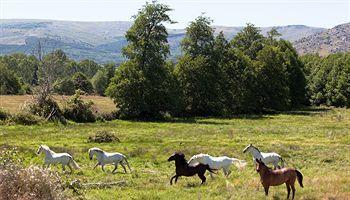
[168, 152, 216, 185]
[256, 159, 303, 199]
[243, 144, 285, 169]
[37, 145, 80, 172]
[188, 153, 246, 178]
[88, 147, 132, 173]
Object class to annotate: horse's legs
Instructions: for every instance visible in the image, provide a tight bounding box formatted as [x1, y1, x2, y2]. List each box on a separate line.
[264, 186, 269, 196]
[226, 169, 232, 177]
[209, 172, 214, 179]
[198, 173, 206, 184]
[112, 164, 118, 174]
[286, 183, 291, 199]
[291, 183, 296, 200]
[93, 162, 99, 169]
[120, 163, 127, 173]
[223, 168, 228, 176]
[62, 164, 66, 172]
[68, 164, 73, 173]
[170, 175, 177, 185]
[101, 165, 106, 172]
[174, 176, 179, 183]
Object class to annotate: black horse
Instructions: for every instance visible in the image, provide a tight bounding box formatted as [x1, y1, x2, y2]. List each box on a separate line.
[168, 152, 216, 185]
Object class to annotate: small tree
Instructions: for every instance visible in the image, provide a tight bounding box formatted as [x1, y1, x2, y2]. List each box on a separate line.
[63, 90, 96, 123]
[0, 64, 22, 95]
[72, 72, 94, 94]
[106, 1, 176, 119]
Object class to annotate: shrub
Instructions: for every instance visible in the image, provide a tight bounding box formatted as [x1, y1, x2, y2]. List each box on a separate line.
[72, 72, 94, 94]
[27, 94, 66, 124]
[0, 148, 64, 200]
[63, 90, 96, 123]
[9, 112, 43, 125]
[88, 130, 120, 143]
[0, 108, 10, 121]
[96, 110, 119, 121]
[0, 64, 23, 95]
[53, 78, 75, 95]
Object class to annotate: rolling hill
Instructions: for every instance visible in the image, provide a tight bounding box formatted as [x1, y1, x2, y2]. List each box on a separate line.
[294, 22, 350, 56]
[0, 19, 327, 63]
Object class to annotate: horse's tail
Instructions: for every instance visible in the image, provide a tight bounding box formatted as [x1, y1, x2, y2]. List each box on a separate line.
[123, 156, 132, 173]
[295, 170, 304, 188]
[230, 158, 247, 169]
[69, 157, 80, 170]
[205, 165, 217, 174]
[280, 157, 286, 168]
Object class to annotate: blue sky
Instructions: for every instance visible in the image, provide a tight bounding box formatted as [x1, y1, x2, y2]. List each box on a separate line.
[1, 0, 349, 28]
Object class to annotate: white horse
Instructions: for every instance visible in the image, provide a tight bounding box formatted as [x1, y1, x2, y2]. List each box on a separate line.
[243, 144, 285, 169]
[188, 153, 247, 178]
[88, 147, 132, 173]
[37, 145, 80, 172]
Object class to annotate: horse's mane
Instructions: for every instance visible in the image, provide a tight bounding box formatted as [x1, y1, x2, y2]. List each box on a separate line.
[251, 145, 261, 153]
[40, 145, 50, 150]
[89, 147, 104, 153]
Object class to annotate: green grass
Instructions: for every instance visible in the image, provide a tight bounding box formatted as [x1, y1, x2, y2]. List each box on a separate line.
[0, 107, 349, 199]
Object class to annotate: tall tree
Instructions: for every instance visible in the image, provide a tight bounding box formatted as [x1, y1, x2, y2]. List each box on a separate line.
[231, 23, 264, 59]
[106, 1, 176, 119]
[175, 16, 225, 116]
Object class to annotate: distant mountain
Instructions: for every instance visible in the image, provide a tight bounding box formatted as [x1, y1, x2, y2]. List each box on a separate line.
[0, 19, 326, 63]
[293, 23, 350, 56]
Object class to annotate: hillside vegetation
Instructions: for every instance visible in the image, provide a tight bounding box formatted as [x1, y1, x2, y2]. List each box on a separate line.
[294, 23, 350, 56]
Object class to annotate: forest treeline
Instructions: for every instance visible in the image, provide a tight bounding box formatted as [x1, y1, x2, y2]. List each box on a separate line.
[1, 2, 349, 119]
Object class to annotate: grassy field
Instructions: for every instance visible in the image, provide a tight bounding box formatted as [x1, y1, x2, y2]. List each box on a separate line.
[0, 106, 349, 199]
[0, 95, 116, 114]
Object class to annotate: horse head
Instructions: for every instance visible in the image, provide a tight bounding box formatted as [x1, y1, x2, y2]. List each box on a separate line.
[88, 147, 103, 160]
[255, 158, 267, 172]
[168, 152, 185, 162]
[37, 145, 49, 155]
[243, 144, 253, 153]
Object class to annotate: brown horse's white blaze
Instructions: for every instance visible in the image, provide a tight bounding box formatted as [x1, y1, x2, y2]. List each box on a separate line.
[256, 159, 303, 200]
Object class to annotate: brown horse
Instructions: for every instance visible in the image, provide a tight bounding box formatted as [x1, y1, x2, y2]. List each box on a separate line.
[168, 152, 216, 185]
[256, 159, 303, 199]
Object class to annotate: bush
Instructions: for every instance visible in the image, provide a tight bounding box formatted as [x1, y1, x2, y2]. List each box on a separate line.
[88, 130, 120, 143]
[0, 64, 23, 95]
[9, 112, 43, 125]
[0, 109, 10, 121]
[63, 91, 96, 123]
[96, 110, 119, 121]
[28, 94, 66, 124]
[72, 72, 94, 94]
[0, 148, 64, 200]
[53, 78, 75, 95]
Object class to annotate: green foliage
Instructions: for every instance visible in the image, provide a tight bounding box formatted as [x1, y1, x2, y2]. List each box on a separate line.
[63, 90, 96, 123]
[88, 130, 120, 143]
[181, 15, 214, 57]
[107, 2, 176, 119]
[0, 64, 23, 95]
[72, 72, 94, 94]
[91, 63, 116, 96]
[231, 23, 265, 59]
[9, 112, 43, 125]
[175, 16, 225, 116]
[0, 109, 10, 121]
[28, 94, 65, 123]
[53, 78, 75, 95]
[77, 59, 102, 78]
[302, 53, 350, 107]
[255, 45, 290, 110]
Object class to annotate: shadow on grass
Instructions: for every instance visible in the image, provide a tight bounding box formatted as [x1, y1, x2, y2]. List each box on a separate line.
[121, 106, 332, 125]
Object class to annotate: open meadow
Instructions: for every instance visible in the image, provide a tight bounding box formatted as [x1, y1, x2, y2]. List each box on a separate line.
[0, 97, 349, 199]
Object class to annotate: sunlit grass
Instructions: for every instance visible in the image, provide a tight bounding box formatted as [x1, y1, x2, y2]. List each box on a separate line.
[0, 107, 349, 199]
